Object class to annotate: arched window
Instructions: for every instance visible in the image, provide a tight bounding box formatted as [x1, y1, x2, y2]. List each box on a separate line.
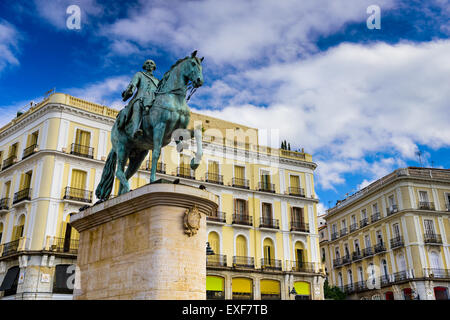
[347, 269, 353, 285]
[236, 235, 247, 257]
[208, 232, 220, 254]
[294, 241, 305, 265]
[232, 277, 253, 300]
[358, 266, 364, 282]
[206, 275, 225, 300]
[429, 251, 441, 271]
[263, 238, 275, 266]
[338, 272, 343, 288]
[260, 279, 281, 300]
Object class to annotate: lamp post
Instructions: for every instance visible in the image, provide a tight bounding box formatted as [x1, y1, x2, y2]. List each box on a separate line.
[289, 286, 297, 300]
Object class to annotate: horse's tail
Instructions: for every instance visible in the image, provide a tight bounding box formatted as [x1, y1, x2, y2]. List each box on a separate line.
[95, 150, 117, 200]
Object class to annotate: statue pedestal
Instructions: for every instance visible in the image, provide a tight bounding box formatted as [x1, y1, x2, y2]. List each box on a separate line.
[70, 183, 218, 300]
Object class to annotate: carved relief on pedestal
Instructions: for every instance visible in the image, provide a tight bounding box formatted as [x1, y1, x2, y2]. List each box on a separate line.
[184, 205, 201, 237]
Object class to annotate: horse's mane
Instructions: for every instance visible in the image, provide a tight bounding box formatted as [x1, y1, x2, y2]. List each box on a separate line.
[156, 56, 190, 91]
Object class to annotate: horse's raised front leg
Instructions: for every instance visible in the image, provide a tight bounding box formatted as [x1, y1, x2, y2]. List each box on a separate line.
[190, 127, 203, 170]
[150, 122, 166, 182]
[116, 147, 130, 195]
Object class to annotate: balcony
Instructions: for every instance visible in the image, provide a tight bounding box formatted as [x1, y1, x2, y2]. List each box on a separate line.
[333, 257, 343, 268]
[259, 217, 279, 229]
[424, 233, 443, 245]
[355, 281, 368, 292]
[258, 181, 275, 193]
[390, 236, 404, 249]
[379, 275, 392, 287]
[288, 187, 305, 197]
[177, 166, 195, 179]
[206, 254, 227, 267]
[418, 201, 435, 211]
[63, 186, 93, 203]
[331, 232, 338, 241]
[423, 268, 450, 279]
[363, 247, 374, 258]
[370, 212, 381, 223]
[48, 237, 79, 255]
[207, 211, 226, 223]
[205, 172, 223, 185]
[359, 218, 369, 228]
[339, 227, 347, 237]
[232, 178, 249, 189]
[13, 188, 32, 204]
[344, 284, 356, 294]
[341, 254, 351, 265]
[393, 270, 407, 282]
[145, 160, 166, 174]
[287, 261, 316, 273]
[260, 258, 282, 271]
[349, 223, 358, 232]
[1, 239, 20, 256]
[22, 144, 38, 159]
[352, 251, 363, 262]
[232, 214, 253, 226]
[386, 204, 399, 216]
[70, 143, 94, 159]
[290, 221, 309, 233]
[374, 243, 386, 254]
[233, 256, 254, 269]
[2, 156, 17, 170]
[0, 198, 10, 212]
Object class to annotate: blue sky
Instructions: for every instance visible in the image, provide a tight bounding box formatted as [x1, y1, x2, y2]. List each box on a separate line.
[1, 0, 449, 214]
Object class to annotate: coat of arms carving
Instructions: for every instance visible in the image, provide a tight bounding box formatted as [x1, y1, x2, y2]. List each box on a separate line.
[184, 205, 201, 236]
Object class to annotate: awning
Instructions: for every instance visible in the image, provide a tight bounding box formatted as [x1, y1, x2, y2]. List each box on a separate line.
[0, 266, 20, 291]
[232, 278, 252, 293]
[206, 276, 224, 292]
[260, 280, 280, 295]
[294, 281, 310, 296]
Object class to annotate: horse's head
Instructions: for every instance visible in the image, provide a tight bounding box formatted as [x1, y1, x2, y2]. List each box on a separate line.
[185, 50, 204, 88]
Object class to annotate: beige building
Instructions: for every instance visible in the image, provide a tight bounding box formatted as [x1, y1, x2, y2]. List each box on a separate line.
[0, 93, 325, 300]
[320, 167, 450, 300]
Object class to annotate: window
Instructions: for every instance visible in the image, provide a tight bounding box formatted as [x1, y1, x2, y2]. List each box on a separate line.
[321, 248, 326, 261]
[291, 207, 304, 222]
[351, 215, 356, 225]
[0, 266, 20, 296]
[344, 244, 350, 257]
[392, 223, 401, 238]
[75, 129, 91, 147]
[9, 143, 18, 158]
[234, 199, 248, 216]
[354, 239, 360, 254]
[260, 279, 281, 300]
[388, 195, 395, 207]
[376, 230, 383, 245]
[13, 215, 25, 241]
[262, 203, 272, 221]
[358, 267, 364, 282]
[418, 191, 429, 203]
[424, 219, 435, 235]
[338, 273, 343, 288]
[3, 181, 11, 198]
[335, 248, 340, 259]
[332, 224, 337, 234]
[372, 203, 378, 213]
[234, 165, 245, 179]
[341, 219, 347, 229]
[365, 235, 371, 248]
[361, 209, 367, 219]
[207, 276, 225, 300]
[19, 171, 32, 191]
[347, 270, 353, 285]
[236, 235, 247, 257]
[208, 232, 220, 254]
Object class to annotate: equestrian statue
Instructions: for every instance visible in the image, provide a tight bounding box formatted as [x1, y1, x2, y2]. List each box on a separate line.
[94, 50, 204, 202]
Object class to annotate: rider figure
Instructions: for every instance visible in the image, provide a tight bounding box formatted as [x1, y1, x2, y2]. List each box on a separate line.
[121, 59, 159, 138]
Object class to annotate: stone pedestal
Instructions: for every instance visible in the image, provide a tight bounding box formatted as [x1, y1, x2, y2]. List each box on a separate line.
[70, 183, 218, 300]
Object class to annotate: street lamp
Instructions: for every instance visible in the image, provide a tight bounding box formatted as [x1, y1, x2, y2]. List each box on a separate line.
[289, 286, 297, 296]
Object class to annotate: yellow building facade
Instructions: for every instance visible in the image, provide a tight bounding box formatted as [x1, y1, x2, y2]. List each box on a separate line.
[0, 93, 325, 300]
[320, 167, 450, 300]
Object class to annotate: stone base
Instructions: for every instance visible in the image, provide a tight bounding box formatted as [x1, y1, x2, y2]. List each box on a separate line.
[70, 183, 218, 300]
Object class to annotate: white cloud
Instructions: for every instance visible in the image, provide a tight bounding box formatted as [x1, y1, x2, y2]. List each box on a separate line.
[100, 0, 395, 64]
[195, 40, 450, 189]
[0, 20, 20, 74]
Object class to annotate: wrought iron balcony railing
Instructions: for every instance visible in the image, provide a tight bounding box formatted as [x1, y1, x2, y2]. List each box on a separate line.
[418, 201, 435, 211]
[370, 212, 381, 223]
[379, 275, 391, 287]
[2, 156, 17, 170]
[344, 284, 356, 294]
[393, 270, 407, 282]
[374, 243, 386, 254]
[331, 232, 338, 240]
[233, 256, 254, 269]
[287, 261, 316, 273]
[0, 198, 10, 211]
[390, 236, 404, 249]
[341, 254, 351, 265]
[355, 281, 367, 292]
[177, 166, 195, 179]
[386, 204, 399, 216]
[290, 221, 309, 232]
[232, 178, 249, 189]
[340, 227, 347, 237]
[207, 254, 227, 267]
[363, 247, 374, 258]
[207, 211, 227, 223]
[349, 223, 358, 232]
[259, 217, 279, 229]
[145, 160, 166, 174]
[13, 188, 32, 204]
[258, 181, 275, 193]
[352, 251, 363, 261]
[1, 239, 20, 256]
[288, 187, 305, 197]
[260, 258, 282, 271]
[232, 214, 252, 226]
[70, 143, 94, 159]
[359, 217, 369, 228]
[22, 144, 38, 159]
[49, 237, 79, 255]
[424, 233, 443, 244]
[423, 268, 450, 279]
[63, 186, 93, 203]
[205, 172, 223, 185]
[333, 257, 342, 268]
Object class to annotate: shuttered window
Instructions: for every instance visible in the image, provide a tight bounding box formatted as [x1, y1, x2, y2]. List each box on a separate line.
[234, 166, 245, 179]
[4, 181, 11, 198]
[208, 161, 219, 174]
[290, 175, 300, 188]
[291, 207, 304, 222]
[9, 143, 18, 157]
[263, 238, 274, 261]
[70, 170, 87, 190]
[19, 171, 32, 190]
[234, 199, 248, 216]
[208, 232, 220, 254]
[262, 203, 272, 220]
[26, 131, 39, 148]
[75, 129, 91, 147]
[236, 235, 247, 257]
